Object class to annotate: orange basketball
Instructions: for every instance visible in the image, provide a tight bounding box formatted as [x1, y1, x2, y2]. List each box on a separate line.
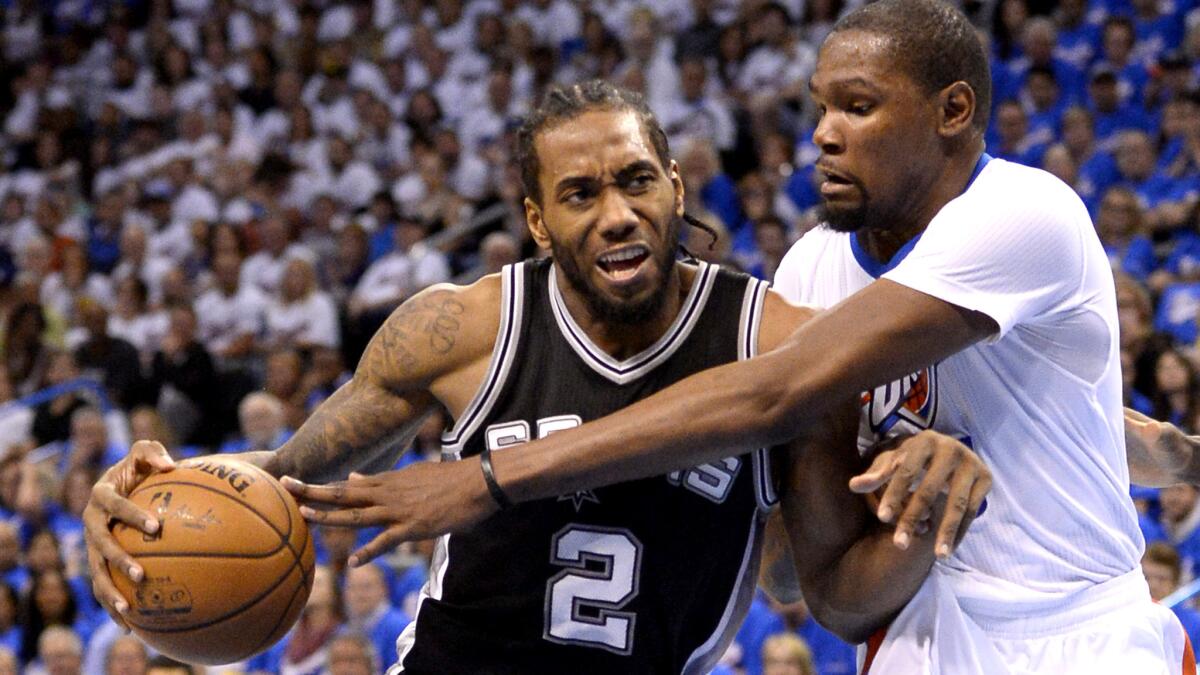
[109, 457, 315, 665]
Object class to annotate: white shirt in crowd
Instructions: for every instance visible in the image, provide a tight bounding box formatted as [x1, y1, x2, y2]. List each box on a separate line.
[352, 244, 451, 309]
[194, 284, 268, 355]
[240, 245, 315, 297]
[264, 291, 341, 349]
[108, 311, 170, 356]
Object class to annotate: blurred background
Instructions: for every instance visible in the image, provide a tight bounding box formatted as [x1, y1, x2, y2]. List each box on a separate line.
[0, 0, 1198, 674]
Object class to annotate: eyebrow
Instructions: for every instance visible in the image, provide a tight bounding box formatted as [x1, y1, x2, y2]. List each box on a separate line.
[809, 76, 884, 95]
[553, 160, 661, 196]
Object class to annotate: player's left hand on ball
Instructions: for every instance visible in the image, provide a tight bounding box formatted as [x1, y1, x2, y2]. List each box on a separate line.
[848, 431, 992, 560]
[281, 458, 498, 567]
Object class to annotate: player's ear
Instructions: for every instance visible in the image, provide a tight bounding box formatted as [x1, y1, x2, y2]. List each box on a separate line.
[938, 81, 976, 139]
[525, 197, 552, 249]
[668, 160, 685, 217]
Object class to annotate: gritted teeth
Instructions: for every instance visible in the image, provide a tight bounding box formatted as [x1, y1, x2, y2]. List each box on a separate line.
[598, 246, 649, 267]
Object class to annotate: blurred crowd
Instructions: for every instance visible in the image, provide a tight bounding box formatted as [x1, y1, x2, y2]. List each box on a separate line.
[2, 0, 1200, 673]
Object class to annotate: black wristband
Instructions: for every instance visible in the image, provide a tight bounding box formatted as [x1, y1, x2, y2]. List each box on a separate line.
[479, 447, 514, 510]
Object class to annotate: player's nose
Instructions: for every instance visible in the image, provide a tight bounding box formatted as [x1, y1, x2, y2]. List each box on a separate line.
[596, 189, 638, 241]
[813, 112, 845, 155]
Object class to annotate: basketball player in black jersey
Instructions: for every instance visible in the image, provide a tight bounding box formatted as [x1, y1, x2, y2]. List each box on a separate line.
[85, 82, 990, 673]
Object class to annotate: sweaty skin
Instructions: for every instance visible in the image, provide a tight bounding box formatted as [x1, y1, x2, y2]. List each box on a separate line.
[84, 107, 989, 648]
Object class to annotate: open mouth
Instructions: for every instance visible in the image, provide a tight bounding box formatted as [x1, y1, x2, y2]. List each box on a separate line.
[596, 245, 651, 282]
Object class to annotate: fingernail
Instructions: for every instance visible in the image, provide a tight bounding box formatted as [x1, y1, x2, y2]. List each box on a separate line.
[129, 567, 143, 583]
[115, 601, 128, 615]
[878, 506, 893, 522]
[299, 506, 314, 517]
[144, 519, 158, 533]
[937, 543, 951, 558]
[895, 531, 910, 550]
[347, 555, 359, 567]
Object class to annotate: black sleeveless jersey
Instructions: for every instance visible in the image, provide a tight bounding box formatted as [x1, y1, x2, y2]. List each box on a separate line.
[392, 259, 777, 675]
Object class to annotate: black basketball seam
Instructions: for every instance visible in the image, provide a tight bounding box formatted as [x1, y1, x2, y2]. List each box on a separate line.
[123, 547, 299, 634]
[244, 565, 308, 659]
[245, 461, 311, 584]
[123, 481, 288, 557]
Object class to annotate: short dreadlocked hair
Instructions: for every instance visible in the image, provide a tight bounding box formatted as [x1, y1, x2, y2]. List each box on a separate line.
[516, 80, 671, 206]
[832, 0, 992, 132]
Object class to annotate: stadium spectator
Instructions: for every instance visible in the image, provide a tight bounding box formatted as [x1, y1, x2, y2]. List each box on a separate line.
[1097, 187, 1155, 283]
[100, 635, 145, 675]
[29, 352, 89, 448]
[2, 302, 51, 397]
[264, 258, 340, 352]
[218, 392, 290, 455]
[72, 300, 146, 411]
[1142, 542, 1200, 654]
[325, 633, 377, 675]
[62, 408, 123, 474]
[348, 216, 449, 335]
[194, 250, 265, 362]
[762, 632, 817, 675]
[31, 625, 82, 675]
[149, 305, 219, 446]
[253, 565, 341, 675]
[342, 563, 409, 675]
[1160, 484, 1200, 577]
[107, 277, 167, 359]
[19, 569, 83, 664]
[1150, 349, 1200, 426]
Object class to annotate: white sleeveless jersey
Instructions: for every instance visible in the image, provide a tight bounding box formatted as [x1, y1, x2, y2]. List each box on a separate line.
[774, 157, 1143, 617]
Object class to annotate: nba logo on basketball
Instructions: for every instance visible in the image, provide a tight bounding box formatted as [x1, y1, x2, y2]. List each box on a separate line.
[860, 366, 938, 436]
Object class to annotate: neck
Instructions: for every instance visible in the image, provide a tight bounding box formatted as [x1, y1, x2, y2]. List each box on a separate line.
[555, 262, 692, 361]
[857, 148, 983, 262]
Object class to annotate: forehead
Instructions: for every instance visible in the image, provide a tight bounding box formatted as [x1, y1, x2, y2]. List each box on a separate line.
[535, 109, 660, 179]
[812, 30, 904, 91]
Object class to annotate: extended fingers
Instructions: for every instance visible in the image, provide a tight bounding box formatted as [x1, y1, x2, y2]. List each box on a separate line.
[348, 529, 408, 568]
[892, 448, 960, 550]
[876, 441, 932, 524]
[297, 505, 390, 527]
[282, 477, 372, 506]
[848, 450, 900, 494]
[91, 484, 160, 535]
[950, 469, 993, 552]
[130, 440, 176, 472]
[86, 546, 130, 631]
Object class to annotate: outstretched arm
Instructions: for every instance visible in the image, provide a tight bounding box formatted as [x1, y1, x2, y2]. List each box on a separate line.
[84, 281, 499, 627]
[493, 281, 991, 498]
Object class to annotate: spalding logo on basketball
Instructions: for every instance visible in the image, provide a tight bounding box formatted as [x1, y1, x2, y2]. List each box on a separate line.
[109, 458, 315, 665]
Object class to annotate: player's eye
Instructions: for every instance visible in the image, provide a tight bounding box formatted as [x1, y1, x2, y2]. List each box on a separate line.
[848, 101, 874, 115]
[563, 189, 592, 206]
[626, 174, 654, 192]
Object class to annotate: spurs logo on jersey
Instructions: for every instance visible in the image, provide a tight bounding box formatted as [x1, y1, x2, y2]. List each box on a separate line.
[857, 366, 938, 453]
[485, 416, 744, 506]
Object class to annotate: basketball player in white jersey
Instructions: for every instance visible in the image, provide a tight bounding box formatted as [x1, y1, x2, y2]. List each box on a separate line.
[292, 1, 1200, 673]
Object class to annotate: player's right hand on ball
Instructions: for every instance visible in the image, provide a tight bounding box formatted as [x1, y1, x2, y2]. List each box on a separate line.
[84, 440, 176, 629]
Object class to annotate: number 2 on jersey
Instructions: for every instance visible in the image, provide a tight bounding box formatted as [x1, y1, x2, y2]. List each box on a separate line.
[543, 525, 644, 655]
